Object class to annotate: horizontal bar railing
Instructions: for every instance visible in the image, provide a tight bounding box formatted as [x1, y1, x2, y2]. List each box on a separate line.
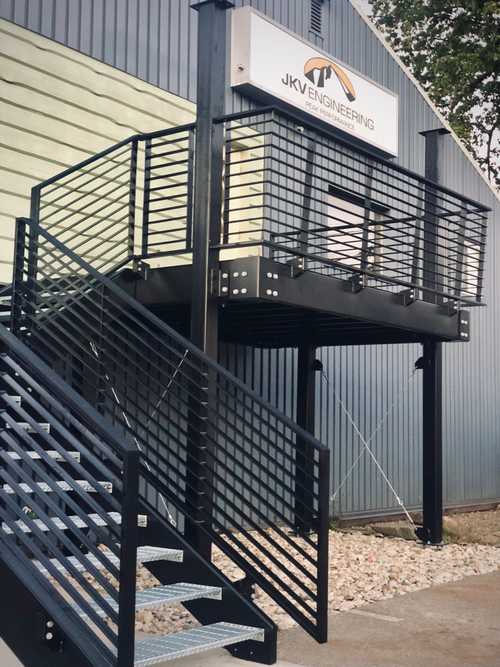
[216, 108, 489, 306]
[26, 109, 488, 308]
[30, 123, 196, 280]
[0, 324, 139, 666]
[13, 106, 490, 649]
[15, 219, 330, 643]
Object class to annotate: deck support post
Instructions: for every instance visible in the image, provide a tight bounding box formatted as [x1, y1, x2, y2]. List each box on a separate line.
[295, 341, 317, 534]
[418, 127, 449, 545]
[421, 338, 443, 544]
[186, 0, 233, 558]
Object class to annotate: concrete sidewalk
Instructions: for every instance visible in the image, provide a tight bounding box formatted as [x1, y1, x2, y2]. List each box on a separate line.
[1, 572, 499, 666]
[279, 571, 500, 667]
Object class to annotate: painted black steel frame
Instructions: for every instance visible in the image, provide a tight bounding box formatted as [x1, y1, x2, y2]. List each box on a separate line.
[0, 324, 140, 666]
[216, 108, 489, 307]
[3, 31, 491, 658]
[16, 107, 488, 315]
[11, 216, 331, 645]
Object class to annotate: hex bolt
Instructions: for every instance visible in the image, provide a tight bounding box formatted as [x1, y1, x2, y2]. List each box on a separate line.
[46, 621, 54, 629]
[232, 289, 239, 295]
[242, 271, 248, 277]
[273, 273, 278, 279]
[272, 290, 278, 296]
[45, 633, 53, 641]
[222, 273, 228, 279]
[233, 272, 239, 278]
[266, 272, 273, 279]
[266, 289, 272, 296]
[241, 288, 247, 294]
[222, 286, 228, 293]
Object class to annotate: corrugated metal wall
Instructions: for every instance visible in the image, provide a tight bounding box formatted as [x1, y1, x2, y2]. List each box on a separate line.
[0, 16, 195, 283]
[1, 0, 499, 516]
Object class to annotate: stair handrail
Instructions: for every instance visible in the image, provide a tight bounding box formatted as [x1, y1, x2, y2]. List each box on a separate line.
[0, 323, 140, 666]
[28, 224, 329, 455]
[16, 217, 331, 642]
[0, 325, 136, 457]
[35, 124, 196, 191]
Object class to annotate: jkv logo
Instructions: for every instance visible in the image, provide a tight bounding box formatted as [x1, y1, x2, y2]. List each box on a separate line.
[303, 57, 356, 102]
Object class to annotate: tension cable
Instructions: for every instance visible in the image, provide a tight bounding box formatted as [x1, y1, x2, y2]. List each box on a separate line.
[89, 341, 189, 527]
[321, 366, 418, 528]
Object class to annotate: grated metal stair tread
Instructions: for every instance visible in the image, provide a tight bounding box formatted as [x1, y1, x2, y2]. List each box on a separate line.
[3, 480, 113, 494]
[1, 395, 21, 405]
[33, 545, 184, 576]
[4, 421, 50, 433]
[2, 450, 81, 462]
[77, 582, 222, 619]
[2, 511, 147, 534]
[134, 622, 265, 665]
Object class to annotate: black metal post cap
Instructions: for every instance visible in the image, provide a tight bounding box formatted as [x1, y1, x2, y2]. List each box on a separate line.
[191, 0, 234, 10]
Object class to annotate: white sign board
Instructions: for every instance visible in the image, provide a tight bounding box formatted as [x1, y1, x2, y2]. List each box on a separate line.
[231, 7, 399, 156]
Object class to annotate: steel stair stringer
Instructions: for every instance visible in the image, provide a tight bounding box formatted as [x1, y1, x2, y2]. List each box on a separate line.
[10, 198, 331, 661]
[138, 513, 277, 665]
[0, 538, 109, 667]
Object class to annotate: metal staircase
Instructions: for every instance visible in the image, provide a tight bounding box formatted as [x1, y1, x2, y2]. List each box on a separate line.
[0, 126, 330, 665]
[0, 327, 269, 666]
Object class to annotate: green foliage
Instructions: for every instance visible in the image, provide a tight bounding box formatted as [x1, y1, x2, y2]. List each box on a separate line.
[369, 0, 500, 189]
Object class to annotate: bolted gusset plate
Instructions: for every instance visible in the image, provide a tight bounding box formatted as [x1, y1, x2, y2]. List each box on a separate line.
[33, 545, 183, 577]
[134, 623, 265, 665]
[76, 583, 222, 619]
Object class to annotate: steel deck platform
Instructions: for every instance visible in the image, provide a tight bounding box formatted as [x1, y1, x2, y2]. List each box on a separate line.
[120, 256, 471, 348]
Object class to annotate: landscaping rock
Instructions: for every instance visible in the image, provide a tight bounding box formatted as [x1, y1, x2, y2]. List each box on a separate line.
[135, 526, 500, 636]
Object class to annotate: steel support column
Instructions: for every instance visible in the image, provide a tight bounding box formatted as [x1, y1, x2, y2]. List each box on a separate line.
[185, 0, 233, 558]
[295, 341, 317, 533]
[419, 128, 449, 545]
[421, 338, 443, 543]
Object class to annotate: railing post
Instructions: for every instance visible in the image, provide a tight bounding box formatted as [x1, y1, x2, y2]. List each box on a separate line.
[128, 140, 139, 261]
[27, 187, 41, 328]
[117, 448, 140, 667]
[297, 135, 317, 269]
[316, 447, 330, 643]
[186, 128, 196, 252]
[419, 128, 448, 546]
[11, 218, 28, 337]
[141, 138, 152, 258]
[476, 218, 487, 302]
[186, 0, 233, 558]
[360, 163, 374, 273]
[222, 124, 231, 246]
[295, 341, 317, 533]
[420, 128, 450, 303]
[421, 338, 443, 545]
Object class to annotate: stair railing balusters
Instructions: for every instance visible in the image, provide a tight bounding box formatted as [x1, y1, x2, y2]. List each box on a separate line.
[117, 448, 140, 667]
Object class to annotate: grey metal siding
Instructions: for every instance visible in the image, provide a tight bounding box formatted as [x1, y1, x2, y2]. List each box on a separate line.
[1, 0, 499, 516]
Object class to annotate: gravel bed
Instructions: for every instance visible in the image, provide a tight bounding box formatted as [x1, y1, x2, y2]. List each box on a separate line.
[135, 530, 500, 635]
